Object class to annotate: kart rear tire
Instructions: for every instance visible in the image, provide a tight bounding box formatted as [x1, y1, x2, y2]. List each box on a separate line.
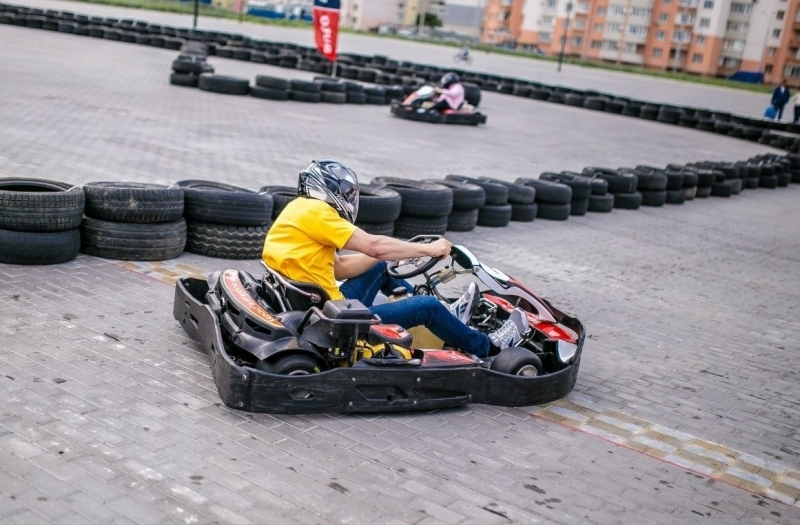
[83, 182, 184, 223]
[256, 352, 324, 375]
[490, 347, 543, 377]
[0, 178, 85, 232]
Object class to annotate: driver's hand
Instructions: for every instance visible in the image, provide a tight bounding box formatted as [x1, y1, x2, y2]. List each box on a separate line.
[427, 238, 452, 258]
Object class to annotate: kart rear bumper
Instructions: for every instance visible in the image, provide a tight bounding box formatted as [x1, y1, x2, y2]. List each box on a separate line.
[174, 278, 583, 414]
[390, 102, 487, 126]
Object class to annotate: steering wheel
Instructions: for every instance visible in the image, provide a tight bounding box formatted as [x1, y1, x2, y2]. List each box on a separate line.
[386, 235, 446, 279]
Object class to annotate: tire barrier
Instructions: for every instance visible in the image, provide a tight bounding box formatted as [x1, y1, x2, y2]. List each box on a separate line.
[370, 178, 453, 238]
[7, 2, 800, 150]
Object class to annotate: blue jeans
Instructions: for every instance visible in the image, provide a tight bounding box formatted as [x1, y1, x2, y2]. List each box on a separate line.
[339, 262, 491, 357]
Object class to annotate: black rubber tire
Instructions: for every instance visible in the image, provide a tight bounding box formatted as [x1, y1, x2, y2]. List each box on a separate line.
[290, 79, 321, 93]
[711, 180, 734, 196]
[570, 199, 590, 216]
[392, 215, 448, 239]
[477, 204, 513, 227]
[665, 189, 686, 204]
[588, 193, 614, 212]
[256, 352, 324, 375]
[695, 185, 712, 198]
[514, 178, 572, 205]
[198, 74, 249, 95]
[174, 180, 273, 226]
[445, 175, 508, 206]
[574, 172, 610, 196]
[321, 92, 347, 104]
[0, 178, 85, 232]
[250, 85, 290, 101]
[80, 217, 187, 260]
[538, 173, 592, 200]
[640, 190, 666, 207]
[423, 179, 486, 210]
[613, 192, 643, 210]
[357, 183, 402, 222]
[289, 91, 322, 103]
[172, 58, 205, 75]
[0, 227, 80, 265]
[463, 84, 481, 108]
[565, 93, 585, 107]
[355, 220, 394, 236]
[745, 177, 761, 189]
[536, 202, 571, 221]
[170, 72, 199, 88]
[185, 220, 269, 259]
[583, 168, 638, 194]
[478, 177, 536, 204]
[371, 178, 453, 218]
[319, 80, 346, 93]
[633, 170, 668, 192]
[759, 175, 779, 189]
[695, 170, 718, 187]
[83, 182, 184, 223]
[258, 186, 298, 220]
[776, 172, 791, 186]
[490, 347, 544, 376]
[347, 92, 367, 104]
[255, 75, 290, 90]
[510, 202, 537, 222]
[447, 209, 479, 232]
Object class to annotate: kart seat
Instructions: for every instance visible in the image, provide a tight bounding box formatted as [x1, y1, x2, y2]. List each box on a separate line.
[260, 262, 329, 312]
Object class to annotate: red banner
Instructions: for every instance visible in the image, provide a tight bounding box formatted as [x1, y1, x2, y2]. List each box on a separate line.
[313, 1, 340, 63]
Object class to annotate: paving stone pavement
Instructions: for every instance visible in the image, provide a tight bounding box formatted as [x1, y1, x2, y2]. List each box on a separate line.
[1, 6, 800, 524]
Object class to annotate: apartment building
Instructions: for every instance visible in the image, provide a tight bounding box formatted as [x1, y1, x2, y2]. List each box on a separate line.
[481, 0, 800, 85]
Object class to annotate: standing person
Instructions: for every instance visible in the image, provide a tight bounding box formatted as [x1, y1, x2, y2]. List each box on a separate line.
[789, 90, 800, 123]
[772, 80, 791, 121]
[430, 72, 465, 113]
[261, 160, 529, 358]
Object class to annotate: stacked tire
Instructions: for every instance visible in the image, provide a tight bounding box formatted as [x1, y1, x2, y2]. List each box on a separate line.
[539, 172, 593, 215]
[317, 79, 347, 104]
[513, 177, 572, 221]
[0, 178, 84, 265]
[345, 82, 367, 104]
[424, 179, 485, 232]
[370, 178, 453, 239]
[199, 74, 249, 96]
[170, 42, 213, 88]
[80, 182, 186, 260]
[479, 178, 537, 222]
[445, 175, 512, 227]
[252, 75, 290, 101]
[289, 79, 322, 103]
[573, 172, 613, 212]
[355, 183, 402, 236]
[175, 181, 272, 259]
[630, 166, 669, 206]
[583, 168, 641, 210]
[259, 186, 298, 220]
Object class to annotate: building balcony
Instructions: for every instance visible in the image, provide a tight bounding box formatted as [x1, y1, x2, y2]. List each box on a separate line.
[790, 36, 800, 48]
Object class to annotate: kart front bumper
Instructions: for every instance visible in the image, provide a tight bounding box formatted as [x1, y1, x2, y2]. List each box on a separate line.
[174, 278, 583, 414]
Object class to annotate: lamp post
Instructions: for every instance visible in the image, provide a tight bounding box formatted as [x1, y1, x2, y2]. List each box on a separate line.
[558, 2, 573, 72]
[193, 0, 199, 29]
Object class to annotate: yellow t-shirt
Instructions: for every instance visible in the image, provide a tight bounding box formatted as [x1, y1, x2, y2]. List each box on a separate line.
[262, 197, 357, 301]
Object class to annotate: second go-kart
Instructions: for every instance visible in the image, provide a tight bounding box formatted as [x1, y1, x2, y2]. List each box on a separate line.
[390, 85, 487, 126]
[173, 238, 584, 414]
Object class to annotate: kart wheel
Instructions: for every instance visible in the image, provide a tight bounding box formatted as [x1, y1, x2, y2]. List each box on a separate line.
[490, 347, 543, 377]
[256, 353, 324, 375]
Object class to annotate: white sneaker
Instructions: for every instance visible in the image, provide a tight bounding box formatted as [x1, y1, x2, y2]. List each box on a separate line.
[449, 282, 479, 325]
[489, 308, 529, 348]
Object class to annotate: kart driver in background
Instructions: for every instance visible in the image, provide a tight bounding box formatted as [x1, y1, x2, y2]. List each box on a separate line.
[430, 72, 465, 113]
[261, 160, 528, 358]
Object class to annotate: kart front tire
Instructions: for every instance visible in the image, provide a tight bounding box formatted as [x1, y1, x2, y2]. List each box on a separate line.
[256, 352, 324, 376]
[490, 347, 544, 377]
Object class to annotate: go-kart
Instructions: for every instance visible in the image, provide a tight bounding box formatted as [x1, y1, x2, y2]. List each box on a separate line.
[390, 85, 487, 126]
[173, 238, 584, 413]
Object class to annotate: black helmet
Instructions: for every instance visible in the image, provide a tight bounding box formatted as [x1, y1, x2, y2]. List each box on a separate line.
[440, 72, 460, 88]
[298, 160, 360, 223]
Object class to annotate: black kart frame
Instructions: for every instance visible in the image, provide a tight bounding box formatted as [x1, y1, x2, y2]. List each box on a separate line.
[390, 102, 488, 126]
[173, 277, 585, 414]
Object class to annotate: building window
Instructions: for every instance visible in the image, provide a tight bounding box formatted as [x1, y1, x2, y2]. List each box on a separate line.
[498, 11, 509, 21]
[607, 22, 622, 34]
[696, 35, 706, 45]
[594, 23, 603, 32]
[663, 0, 671, 3]
[777, 11, 785, 20]
[611, 5, 625, 16]
[703, 0, 713, 7]
[730, 3, 751, 14]
[574, 19, 586, 29]
[679, 13, 695, 24]
[659, 13, 669, 23]
[723, 39, 744, 51]
[628, 25, 648, 37]
[624, 42, 637, 53]
[597, 6, 607, 14]
[722, 57, 741, 68]
[591, 40, 602, 49]
[773, 29, 782, 38]
[726, 21, 748, 33]
[692, 53, 703, 63]
[785, 65, 800, 77]
[766, 65, 773, 73]
[571, 36, 583, 46]
[603, 40, 619, 50]
[539, 32, 552, 42]
[653, 48, 663, 57]
[577, 2, 590, 13]
[769, 47, 777, 57]
[699, 18, 710, 28]
[545, 0, 557, 9]
[656, 31, 665, 41]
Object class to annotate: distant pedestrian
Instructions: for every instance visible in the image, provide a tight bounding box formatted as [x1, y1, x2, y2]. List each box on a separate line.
[771, 80, 791, 120]
[789, 91, 800, 123]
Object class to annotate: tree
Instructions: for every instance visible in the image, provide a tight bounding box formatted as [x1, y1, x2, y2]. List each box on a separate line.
[415, 12, 443, 28]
